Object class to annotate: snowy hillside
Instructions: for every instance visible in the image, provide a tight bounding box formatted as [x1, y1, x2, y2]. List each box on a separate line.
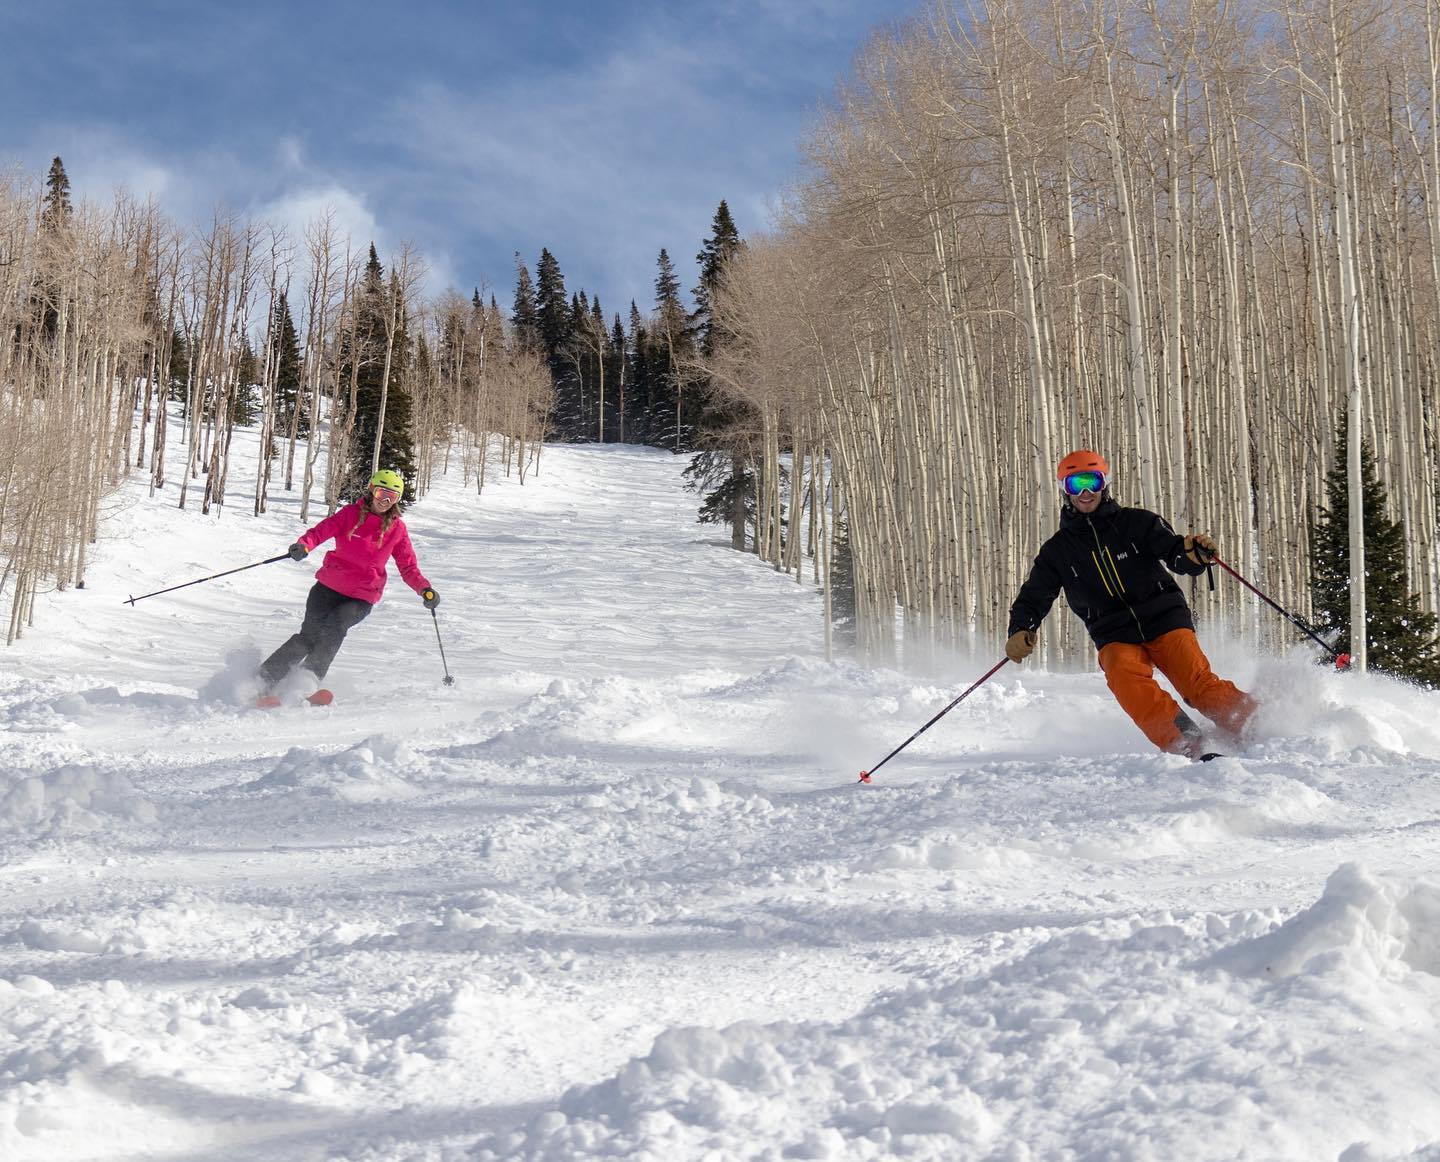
[3, 436, 1440, 1161]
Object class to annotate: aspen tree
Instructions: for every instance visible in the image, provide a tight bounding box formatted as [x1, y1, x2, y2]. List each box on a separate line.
[693, 0, 1439, 666]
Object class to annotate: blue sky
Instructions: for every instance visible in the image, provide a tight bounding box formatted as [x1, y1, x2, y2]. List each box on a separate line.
[1, 0, 920, 318]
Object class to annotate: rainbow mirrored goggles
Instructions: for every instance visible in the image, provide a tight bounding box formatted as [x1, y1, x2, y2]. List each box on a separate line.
[371, 485, 401, 502]
[1060, 470, 1107, 497]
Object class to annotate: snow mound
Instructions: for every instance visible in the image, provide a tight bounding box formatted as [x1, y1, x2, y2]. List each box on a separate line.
[1071, 773, 1332, 861]
[0, 765, 156, 831]
[0, 974, 298, 1161]
[473, 1018, 996, 1161]
[1210, 862, 1440, 981]
[876, 836, 1035, 872]
[47, 686, 196, 722]
[0, 1071, 224, 1162]
[599, 773, 772, 818]
[483, 676, 695, 752]
[245, 736, 424, 801]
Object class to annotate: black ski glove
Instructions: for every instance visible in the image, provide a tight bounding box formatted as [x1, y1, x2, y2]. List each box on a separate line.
[288, 542, 309, 561]
[422, 588, 440, 609]
[1184, 534, 1217, 566]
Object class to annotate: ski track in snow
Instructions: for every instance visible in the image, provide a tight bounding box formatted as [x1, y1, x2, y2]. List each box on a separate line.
[3, 433, 1440, 1161]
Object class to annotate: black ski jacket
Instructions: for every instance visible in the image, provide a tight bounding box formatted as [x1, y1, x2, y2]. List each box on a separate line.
[1007, 496, 1208, 649]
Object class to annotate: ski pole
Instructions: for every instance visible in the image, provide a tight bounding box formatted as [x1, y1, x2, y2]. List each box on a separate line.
[430, 608, 456, 686]
[858, 657, 1010, 783]
[123, 554, 290, 606]
[1210, 555, 1350, 669]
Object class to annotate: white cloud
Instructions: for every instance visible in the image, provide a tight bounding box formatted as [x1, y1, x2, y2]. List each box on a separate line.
[25, 127, 176, 209]
[372, 24, 794, 309]
[257, 185, 383, 255]
[276, 135, 306, 171]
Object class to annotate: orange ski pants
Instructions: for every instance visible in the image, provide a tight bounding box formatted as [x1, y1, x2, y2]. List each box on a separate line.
[1096, 628, 1256, 753]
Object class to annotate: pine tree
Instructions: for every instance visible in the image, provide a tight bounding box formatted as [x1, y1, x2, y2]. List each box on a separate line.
[168, 327, 191, 403]
[627, 300, 652, 444]
[535, 248, 579, 436]
[692, 200, 742, 358]
[1311, 430, 1440, 685]
[41, 156, 72, 233]
[511, 255, 539, 354]
[341, 245, 416, 498]
[611, 313, 628, 442]
[272, 292, 306, 438]
[232, 337, 261, 425]
[689, 201, 751, 547]
[830, 517, 857, 650]
[32, 156, 75, 342]
[651, 248, 695, 450]
[682, 450, 754, 545]
[568, 289, 592, 435]
[591, 295, 612, 441]
[535, 249, 570, 359]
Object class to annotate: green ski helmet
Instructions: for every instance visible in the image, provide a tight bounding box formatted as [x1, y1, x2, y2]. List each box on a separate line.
[369, 468, 404, 498]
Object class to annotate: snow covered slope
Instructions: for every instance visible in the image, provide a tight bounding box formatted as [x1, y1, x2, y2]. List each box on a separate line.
[3, 436, 1440, 1161]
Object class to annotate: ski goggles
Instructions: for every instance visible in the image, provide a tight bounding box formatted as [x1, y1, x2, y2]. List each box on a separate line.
[1060, 470, 1107, 497]
[371, 485, 401, 503]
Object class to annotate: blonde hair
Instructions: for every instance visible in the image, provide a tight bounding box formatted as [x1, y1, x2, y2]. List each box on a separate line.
[351, 491, 402, 543]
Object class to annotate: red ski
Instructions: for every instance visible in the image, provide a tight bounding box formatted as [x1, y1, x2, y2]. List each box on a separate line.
[255, 689, 333, 709]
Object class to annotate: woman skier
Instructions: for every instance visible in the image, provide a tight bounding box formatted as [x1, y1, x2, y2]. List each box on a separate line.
[256, 469, 439, 707]
[1004, 450, 1256, 758]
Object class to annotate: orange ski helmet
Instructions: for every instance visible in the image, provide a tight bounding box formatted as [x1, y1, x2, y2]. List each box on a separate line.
[1056, 449, 1110, 480]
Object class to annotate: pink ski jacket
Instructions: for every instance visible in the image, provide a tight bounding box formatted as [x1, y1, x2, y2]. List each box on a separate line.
[298, 502, 432, 605]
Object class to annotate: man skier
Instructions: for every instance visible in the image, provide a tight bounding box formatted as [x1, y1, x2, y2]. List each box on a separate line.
[1004, 450, 1256, 758]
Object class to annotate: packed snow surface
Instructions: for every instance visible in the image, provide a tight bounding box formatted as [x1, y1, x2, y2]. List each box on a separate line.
[3, 434, 1440, 1162]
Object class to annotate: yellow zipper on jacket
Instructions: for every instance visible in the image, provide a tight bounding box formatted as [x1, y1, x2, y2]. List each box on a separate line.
[1089, 521, 1146, 638]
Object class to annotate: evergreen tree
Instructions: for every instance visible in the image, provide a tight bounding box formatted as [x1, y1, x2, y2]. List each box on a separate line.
[535, 249, 570, 360]
[692, 200, 742, 358]
[511, 255, 539, 354]
[682, 450, 754, 543]
[168, 327, 191, 403]
[272, 292, 306, 438]
[829, 517, 857, 650]
[1311, 429, 1440, 685]
[627, 300, 652, 444]
[341, 245, 415, 498]
[568, 290, 592, 434]
[689, 201, 751, 547]
[591, 295, 613, 441]
[231, 337, 261, 425]
[591, 295, 606, 345]
[41, 156, 72, 233]
[486, 295, 506, 355]
[611, 313, 628, 442]
[33, 156, 74, 342]
[650, 248, 695, 450]
[535, 248, 580, 437]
